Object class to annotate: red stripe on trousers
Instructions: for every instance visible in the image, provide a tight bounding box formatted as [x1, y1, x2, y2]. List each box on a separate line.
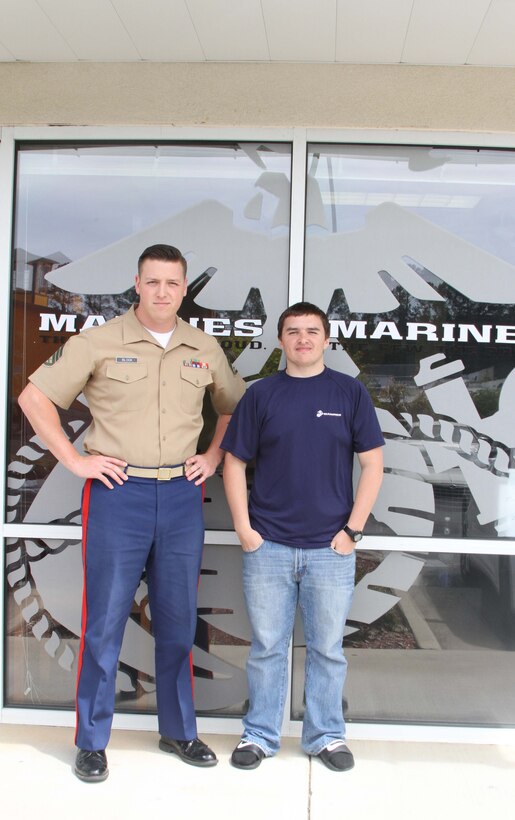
[189, 480, 207, 696]
[74, 478, 92, 745]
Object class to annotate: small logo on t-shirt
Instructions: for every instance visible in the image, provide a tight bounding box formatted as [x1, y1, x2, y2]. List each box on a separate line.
[316, 409, 342, 418]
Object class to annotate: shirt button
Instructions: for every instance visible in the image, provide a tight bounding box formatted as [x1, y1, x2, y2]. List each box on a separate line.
[162, 381, 166, 386]
[162, 408, 166, 413]
[162, 436, 167, 441]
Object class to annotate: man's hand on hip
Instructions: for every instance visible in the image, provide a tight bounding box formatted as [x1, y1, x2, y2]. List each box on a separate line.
[185, 452, 219, 486]
[69, 454, 128, 489]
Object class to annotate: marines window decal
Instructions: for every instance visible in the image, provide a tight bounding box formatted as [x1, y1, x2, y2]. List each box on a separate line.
[5, 140, 515, 725]
[306, 144, 515, 542]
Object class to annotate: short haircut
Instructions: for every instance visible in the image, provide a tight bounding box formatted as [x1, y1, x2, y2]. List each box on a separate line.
[277, 302, 330, 339]
[137, 244, 187, 277]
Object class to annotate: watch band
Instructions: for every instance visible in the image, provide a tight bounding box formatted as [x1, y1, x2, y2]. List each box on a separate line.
[343, 524, 363, 543]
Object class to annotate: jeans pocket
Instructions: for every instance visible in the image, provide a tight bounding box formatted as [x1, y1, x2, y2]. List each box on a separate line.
[243, 539, 265, 555]
[328, 545, 355, 559]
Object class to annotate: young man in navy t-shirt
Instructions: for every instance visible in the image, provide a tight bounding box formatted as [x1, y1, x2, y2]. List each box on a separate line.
[221, 302, 384, 772]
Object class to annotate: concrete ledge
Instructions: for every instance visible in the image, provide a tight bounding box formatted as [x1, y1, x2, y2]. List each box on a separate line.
[1, 63, 515, 131]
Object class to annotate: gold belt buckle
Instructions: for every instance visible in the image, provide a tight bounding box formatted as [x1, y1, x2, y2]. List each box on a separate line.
[157, 467, 173, 481]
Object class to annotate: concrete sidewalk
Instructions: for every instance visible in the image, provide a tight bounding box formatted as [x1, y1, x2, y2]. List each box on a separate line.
[1, 724, 514, 820]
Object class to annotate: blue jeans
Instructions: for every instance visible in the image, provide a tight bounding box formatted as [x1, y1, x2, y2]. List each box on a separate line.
[241, 540, 356, 756]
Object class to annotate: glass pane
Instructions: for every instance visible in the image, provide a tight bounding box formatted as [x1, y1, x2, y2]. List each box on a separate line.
[8, 141, 291, 528]
[305, 144, 515, 541]
[5, 539, 250, 715]
[292, 550, 515, 726]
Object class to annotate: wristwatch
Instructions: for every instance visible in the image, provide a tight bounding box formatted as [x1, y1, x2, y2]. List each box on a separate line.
[343, 524, 363, 543]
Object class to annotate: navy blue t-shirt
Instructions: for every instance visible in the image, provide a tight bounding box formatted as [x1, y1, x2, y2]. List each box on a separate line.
[221, 367, 384, 548]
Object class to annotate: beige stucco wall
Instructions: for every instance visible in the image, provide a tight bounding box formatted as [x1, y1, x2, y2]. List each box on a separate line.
[0, 62, 515, 132]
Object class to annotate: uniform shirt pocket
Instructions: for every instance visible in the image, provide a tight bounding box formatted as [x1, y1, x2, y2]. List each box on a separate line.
[180, 365, 213, 413]
[105, 363, 149, 411]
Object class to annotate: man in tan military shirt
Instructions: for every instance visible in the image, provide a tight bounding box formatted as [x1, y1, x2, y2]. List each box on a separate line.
[18, 244, 246, 782]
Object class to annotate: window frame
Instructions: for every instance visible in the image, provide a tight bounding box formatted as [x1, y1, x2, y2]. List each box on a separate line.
[1, 125, 514, 745]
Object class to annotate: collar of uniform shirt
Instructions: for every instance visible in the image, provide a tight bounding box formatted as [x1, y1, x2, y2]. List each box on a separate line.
[122, 306, 202, 353]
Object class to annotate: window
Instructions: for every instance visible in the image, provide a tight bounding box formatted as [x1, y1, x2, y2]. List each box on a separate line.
[305, 144, 515, 542]
[5, 140, 291, 714]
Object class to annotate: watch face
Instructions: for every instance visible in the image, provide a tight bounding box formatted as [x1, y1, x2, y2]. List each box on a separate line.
[345, 525, 363, 542]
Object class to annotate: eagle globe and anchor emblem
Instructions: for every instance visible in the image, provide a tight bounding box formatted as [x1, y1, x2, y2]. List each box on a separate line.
[7, 198, 515, 712]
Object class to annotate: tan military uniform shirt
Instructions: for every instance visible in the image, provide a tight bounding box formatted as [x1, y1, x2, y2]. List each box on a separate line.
[30, 306, 246, 466]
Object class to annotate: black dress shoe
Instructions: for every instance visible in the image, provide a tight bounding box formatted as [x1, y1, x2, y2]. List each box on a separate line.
[317, 740, 354, 772]
[159, 736, 218, 767]
[74, 749, 108, 782]
[231, 740, 266, 770]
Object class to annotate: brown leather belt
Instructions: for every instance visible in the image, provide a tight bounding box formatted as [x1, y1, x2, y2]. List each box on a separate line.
[125, 465, 185, 480]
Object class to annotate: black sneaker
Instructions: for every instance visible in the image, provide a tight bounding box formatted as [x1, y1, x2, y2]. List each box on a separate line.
[317, 740, 354, 772]
[231, 740, 266, 770]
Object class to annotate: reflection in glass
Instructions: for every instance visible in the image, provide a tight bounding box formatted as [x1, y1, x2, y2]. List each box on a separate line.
[305, 144, 515, 541]
[5, 540, 250, 715]
[292, 550, 515, 726]
[8, 142, 291, 526]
